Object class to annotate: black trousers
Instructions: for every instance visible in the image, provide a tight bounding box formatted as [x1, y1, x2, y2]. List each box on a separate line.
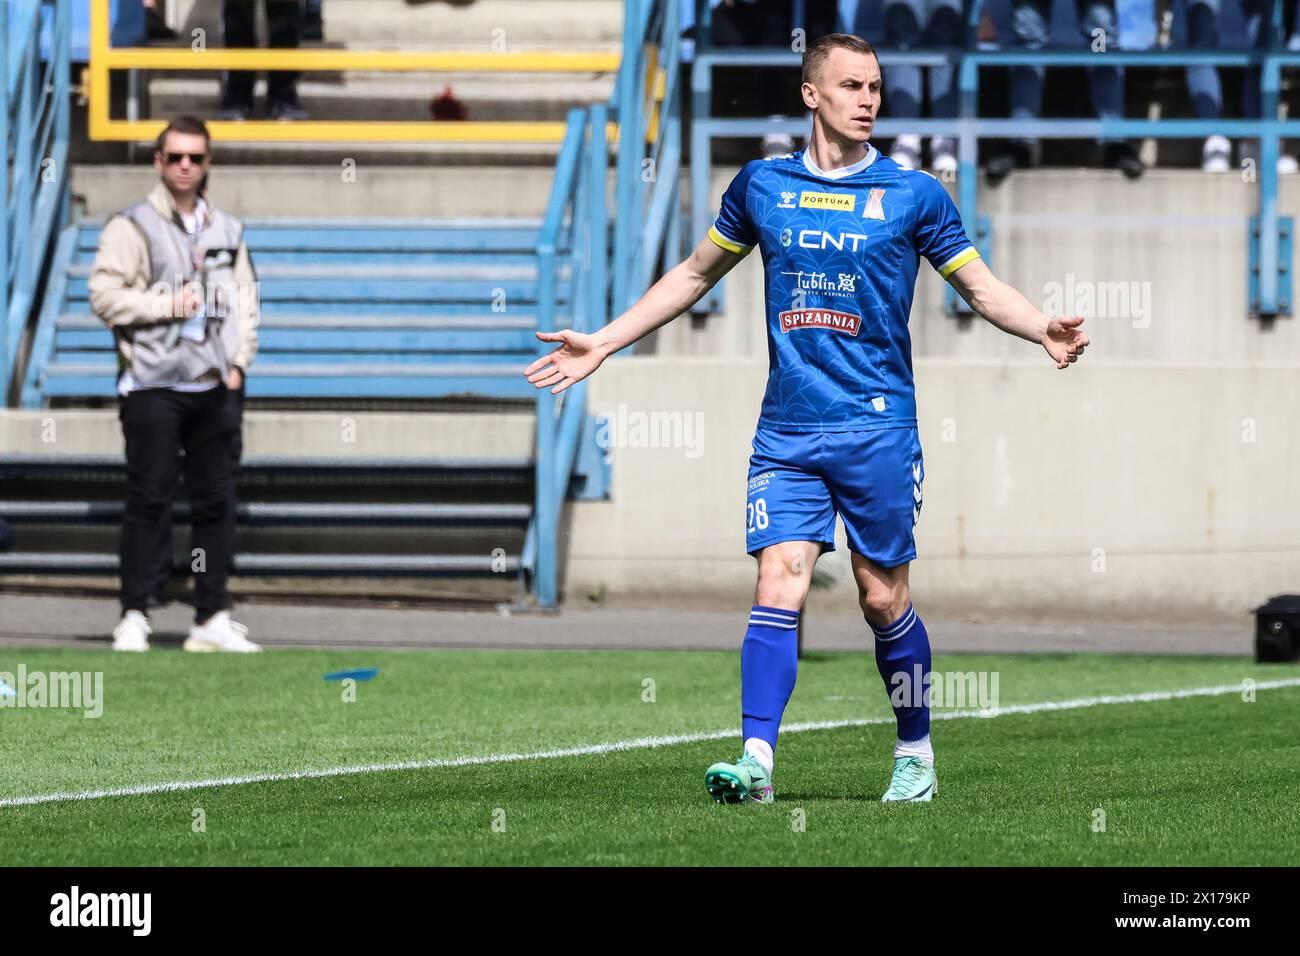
[711, 0, 838, 115]
[149, 384, 244, 606]
[119, 386, 238, 622]
[221, 0, 303, 111]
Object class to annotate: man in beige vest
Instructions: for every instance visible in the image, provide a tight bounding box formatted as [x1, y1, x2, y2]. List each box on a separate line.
[89, 115, 261, 653]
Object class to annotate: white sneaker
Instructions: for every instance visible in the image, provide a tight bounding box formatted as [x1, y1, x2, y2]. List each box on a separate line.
[111, 610, 151, 652]
[891, 133, 921, 170]
[1202, 134, 1231, 172]
[931, 136, 958, 175]
[1237, 140, 1298, 174]
[183, 610, 261, 653]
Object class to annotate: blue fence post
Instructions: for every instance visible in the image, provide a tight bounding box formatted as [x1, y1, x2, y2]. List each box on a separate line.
[1257, 55, 1281, 316]
[590, 104, 609, 331]
[690, 0, 716, 312]
[56, 0, 71, 182]
[1, 7, 10, 390]
[534, 109, 588, 607]
[613, 0, 643, 316]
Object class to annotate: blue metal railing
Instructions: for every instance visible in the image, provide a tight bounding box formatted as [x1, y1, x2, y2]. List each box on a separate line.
[690, 0, 1297, 317]
[2, 0, 72, 401]
[526, 0, 680, 607]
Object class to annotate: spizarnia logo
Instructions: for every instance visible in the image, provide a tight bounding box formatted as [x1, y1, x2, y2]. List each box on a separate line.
[50, 886, 151, 936]
[778, 308, 861, 335]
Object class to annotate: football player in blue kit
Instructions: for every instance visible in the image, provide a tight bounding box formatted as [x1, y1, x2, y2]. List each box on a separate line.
[524, 33, 1088, 804]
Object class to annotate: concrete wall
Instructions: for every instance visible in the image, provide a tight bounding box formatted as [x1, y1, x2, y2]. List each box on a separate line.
[0, 410, 533, 459]
[567, 357, 1300, 618]
[72, 166, 558, 220]
[4, 359, 1295, 617]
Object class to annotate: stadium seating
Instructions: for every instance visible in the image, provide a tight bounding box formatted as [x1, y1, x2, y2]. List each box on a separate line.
[23, 219, 568, 405]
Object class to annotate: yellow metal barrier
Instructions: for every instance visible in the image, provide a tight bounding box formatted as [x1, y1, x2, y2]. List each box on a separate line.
[87, 0, 650, 144]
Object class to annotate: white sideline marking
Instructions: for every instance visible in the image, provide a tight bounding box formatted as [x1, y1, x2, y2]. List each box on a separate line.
[3, 677, 1297, 809]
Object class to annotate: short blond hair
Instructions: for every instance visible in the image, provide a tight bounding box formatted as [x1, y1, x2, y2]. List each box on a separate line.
[802, 33, 878, 86]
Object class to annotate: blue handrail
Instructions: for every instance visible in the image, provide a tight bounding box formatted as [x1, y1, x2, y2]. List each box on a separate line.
[689, 0, 1299, 318]
[526, 0, 679, 606]
[2, 0, 72, 401]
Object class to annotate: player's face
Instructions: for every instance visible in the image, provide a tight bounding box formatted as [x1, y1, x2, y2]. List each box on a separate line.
[803, 48, 881, 145]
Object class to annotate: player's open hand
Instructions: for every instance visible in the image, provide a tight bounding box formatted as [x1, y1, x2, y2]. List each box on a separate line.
[524, 329, 606, 395]
[1042, 315, 1088, 370]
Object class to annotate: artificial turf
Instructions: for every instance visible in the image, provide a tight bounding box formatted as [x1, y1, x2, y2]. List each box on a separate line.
[2, 646, 1297, 865]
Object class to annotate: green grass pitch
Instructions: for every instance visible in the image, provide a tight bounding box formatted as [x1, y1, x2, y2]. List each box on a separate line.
[2, 646, 1298, 865]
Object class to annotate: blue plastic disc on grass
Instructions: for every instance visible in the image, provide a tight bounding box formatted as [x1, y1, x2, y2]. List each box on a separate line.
[324, 668, 379, 682]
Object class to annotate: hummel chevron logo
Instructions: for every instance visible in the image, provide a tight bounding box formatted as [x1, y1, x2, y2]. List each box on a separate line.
[912, 463, 923, 484]
[913, 485, 923, 505]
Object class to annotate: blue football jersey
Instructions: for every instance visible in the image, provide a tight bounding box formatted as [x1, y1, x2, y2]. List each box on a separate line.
[710, 145, 979, 432]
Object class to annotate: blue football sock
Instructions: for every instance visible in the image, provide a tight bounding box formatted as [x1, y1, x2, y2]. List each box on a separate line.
[740, 604, 800, 753]
[869, 602, 931, 745]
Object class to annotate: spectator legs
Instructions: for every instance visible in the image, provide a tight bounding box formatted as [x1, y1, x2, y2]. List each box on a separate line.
[220, 0, 257, 114]
[1186, 0, 1224, 121]
[1078, 0, 1123, 143]
[119, 389, 235, 625]
[220, 0, 303, 118]
[265, 0, 303, 113]
[181, 389, 237, 624]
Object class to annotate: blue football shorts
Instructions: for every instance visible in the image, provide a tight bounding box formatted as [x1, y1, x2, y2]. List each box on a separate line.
[745, 426, 924, 568]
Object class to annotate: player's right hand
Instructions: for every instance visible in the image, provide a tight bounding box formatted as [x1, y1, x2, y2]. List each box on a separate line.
[524, 329, 606, 395]
[173, 284, 204, 320]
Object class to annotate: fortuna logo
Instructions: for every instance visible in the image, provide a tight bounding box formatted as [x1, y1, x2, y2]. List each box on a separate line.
[863, 188, 886, 220]
[777, 191, 797, 209]
[800, 191, 856, 212]
[797, 229, 871, 251]
[779, 309, 861, 335]
[50, 886, 152, 936]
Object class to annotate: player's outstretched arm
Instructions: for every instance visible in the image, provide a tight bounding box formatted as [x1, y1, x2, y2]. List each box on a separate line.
[945, 257, 1089, 370]
[524, 236, 746, 394]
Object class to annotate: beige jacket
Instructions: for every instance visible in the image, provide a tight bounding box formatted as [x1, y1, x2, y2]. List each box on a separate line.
[88, 182, 260, 376]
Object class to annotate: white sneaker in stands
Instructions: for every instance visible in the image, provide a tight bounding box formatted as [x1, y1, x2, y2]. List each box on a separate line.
[183, 611, 261, 653]
[112, 610, 152, 652]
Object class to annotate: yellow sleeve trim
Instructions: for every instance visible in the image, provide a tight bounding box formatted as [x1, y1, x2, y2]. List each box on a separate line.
[937, 247, 980, 278]
[708, 224, 752, 256]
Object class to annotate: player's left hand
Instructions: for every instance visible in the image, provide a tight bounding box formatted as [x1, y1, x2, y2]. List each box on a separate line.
[1042, 315, 1088, 370]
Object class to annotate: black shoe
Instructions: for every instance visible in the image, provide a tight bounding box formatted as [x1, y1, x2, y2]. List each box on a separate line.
[268, 99, 309, 121]
[985, 141, 1034, 187]
[1103, 142, 1145, 180]
[145, 7, 177, 41]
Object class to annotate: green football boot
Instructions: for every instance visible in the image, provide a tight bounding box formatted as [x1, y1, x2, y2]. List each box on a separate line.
[880, 755, 938, 803]
[705, 752, 775, 804]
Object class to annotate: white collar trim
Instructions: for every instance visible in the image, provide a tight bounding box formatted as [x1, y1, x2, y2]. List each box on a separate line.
[801, 144, 877, 180]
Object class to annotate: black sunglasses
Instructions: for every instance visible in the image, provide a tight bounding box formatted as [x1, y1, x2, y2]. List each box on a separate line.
[163, 151, 208, 165]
